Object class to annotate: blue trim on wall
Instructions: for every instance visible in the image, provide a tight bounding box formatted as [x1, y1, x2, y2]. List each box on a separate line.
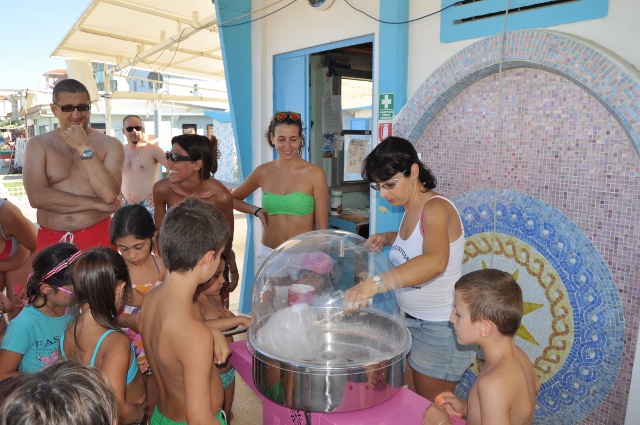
[441, 0, 609, 43]
[215, 0, 254, 314]
[374, 0, 409, 235]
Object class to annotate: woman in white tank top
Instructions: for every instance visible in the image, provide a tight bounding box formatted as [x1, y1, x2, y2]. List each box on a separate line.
[344, 137, 475, 402]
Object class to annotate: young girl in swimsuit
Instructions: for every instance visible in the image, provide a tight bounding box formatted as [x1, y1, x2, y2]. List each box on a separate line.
[0, 198, 37, 320]
[0, 243, 78, 380]
[60, 248, 147, 425]
[232, 112, 329, 267]
[111, 203, 165, 420]
[194, 251, 252, 422]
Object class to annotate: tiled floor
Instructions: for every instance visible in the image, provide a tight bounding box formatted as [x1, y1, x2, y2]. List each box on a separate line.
[228, 335, 263, 425]
[228, 216, 263, 425]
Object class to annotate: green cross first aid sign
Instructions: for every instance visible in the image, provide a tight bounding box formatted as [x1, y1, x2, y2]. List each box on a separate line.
[379, 93, 394, 120]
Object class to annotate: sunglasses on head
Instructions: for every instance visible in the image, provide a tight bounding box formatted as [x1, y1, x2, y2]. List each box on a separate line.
[369, 169, 408, 191]
[166, 151, 193, 162]
[125, 126, 143, 132]
[53, 103, 91, 112]
[274, 112, 301, 122]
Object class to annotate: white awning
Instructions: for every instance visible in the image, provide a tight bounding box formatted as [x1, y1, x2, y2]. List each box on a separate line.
[52, 0, 225, 83]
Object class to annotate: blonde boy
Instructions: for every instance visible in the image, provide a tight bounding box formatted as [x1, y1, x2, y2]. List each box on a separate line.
[140, 197, 231, 425]
[423, 269, 540, 425]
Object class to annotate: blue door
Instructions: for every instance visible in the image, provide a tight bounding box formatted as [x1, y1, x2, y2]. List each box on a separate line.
[273, 54, 309, 160]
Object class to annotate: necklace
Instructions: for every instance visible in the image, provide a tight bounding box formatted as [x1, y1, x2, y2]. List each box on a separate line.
[276, 162, 297, 173]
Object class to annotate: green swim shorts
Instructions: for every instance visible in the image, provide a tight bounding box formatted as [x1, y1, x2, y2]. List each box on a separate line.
[150, 407, 227, 425]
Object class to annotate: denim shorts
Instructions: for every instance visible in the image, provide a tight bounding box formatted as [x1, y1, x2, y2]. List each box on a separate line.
[406, 317, 476, 381]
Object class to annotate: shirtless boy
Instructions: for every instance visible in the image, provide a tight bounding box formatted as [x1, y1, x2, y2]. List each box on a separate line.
[23, 79, 123, 251]
[423, 269, 540, 425]
[139, 197, 231, 425]
[120, 115, 167, 217]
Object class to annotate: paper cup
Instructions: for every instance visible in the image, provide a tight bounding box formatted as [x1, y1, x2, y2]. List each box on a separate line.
[287, 284, 315, 306]
[330, 190, 343, 216]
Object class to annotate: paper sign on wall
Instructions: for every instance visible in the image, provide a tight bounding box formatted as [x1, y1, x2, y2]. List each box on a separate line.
[322, 95, 343, 134]
[346, 138, 368, 174]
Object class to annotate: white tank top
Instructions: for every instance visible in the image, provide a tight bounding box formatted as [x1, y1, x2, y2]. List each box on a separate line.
[389, 196, 465, 321]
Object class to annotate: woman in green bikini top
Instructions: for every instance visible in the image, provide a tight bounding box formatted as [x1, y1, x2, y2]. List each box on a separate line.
[232, 112, 329, 255]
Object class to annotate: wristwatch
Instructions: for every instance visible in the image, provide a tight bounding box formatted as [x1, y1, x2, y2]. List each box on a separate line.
[373, 275, 383, 294]
[79, 148, 95, 160]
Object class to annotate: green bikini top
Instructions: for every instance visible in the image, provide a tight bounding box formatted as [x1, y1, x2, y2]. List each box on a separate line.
[262, 192, 314, 216]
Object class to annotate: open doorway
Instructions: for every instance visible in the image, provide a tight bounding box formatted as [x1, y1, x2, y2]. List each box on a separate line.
[273, 37, 373, 233]
[305, 42, 373, 225]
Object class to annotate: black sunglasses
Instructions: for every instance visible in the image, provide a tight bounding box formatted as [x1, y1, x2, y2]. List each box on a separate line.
[166, 151, 193, 162]
[125, 126, 143, 132]
[53, 103, 91, 112]
[274, 112, 301, 121]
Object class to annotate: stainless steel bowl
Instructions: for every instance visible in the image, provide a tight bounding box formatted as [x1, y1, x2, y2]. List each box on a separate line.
[248, 230, 410, 413]
[247, 307, 411, 412]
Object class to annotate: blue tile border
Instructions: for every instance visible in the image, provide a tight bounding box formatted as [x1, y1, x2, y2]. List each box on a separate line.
[453, 190, 624, 425]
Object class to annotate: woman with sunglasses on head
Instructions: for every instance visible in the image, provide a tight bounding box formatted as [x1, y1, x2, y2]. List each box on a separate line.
[232, 112, 329, 267]
[343, 137, 474, 402]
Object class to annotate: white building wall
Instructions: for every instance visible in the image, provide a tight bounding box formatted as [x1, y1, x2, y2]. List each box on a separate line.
[406, 0, 640, 98]
[249, 0, 640, 421]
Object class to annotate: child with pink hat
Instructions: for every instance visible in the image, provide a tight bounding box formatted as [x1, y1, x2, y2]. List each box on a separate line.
[296, 251, 334, 300]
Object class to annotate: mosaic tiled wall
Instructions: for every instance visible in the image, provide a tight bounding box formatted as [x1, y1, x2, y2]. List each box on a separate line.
[395, 30, 640, 424]
[213, 119, 241, 184]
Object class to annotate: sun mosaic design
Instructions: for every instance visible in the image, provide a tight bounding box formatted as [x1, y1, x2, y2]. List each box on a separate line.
[453, 189, 624, 425]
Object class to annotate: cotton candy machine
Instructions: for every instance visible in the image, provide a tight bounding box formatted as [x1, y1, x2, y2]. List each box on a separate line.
[246, 230, 411, 413]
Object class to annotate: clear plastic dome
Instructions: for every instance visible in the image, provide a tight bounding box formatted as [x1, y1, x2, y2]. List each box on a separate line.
[248, 229, 409, 367]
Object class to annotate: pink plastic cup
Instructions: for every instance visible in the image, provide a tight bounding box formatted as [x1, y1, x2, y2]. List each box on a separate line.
[287, 284, 315, 306]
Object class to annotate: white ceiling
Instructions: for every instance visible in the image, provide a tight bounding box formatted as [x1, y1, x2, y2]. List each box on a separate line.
[52, 0, 225, 82]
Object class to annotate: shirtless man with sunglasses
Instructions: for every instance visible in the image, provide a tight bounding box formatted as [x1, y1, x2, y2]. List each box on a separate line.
[23, 79, 124, 252]
[120, 115, 167, 218]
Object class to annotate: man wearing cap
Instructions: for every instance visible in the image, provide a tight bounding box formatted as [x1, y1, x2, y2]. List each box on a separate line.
[23, 78, 124, 251]
[120, 115, 167, 218]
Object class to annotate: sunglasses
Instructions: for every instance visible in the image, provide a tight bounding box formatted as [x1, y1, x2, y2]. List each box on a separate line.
[166, 151, 193, 162]
[274, 112, 301, 122]
[53, 103, 91, 112]
[369, 169, 408, 191]
[125, 126, 143, 132]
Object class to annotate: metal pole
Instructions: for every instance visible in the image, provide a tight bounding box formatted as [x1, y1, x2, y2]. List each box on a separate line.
[104, 63, 112, 137]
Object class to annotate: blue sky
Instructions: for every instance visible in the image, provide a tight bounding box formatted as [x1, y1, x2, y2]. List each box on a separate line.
[1, 0, 92, 91]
